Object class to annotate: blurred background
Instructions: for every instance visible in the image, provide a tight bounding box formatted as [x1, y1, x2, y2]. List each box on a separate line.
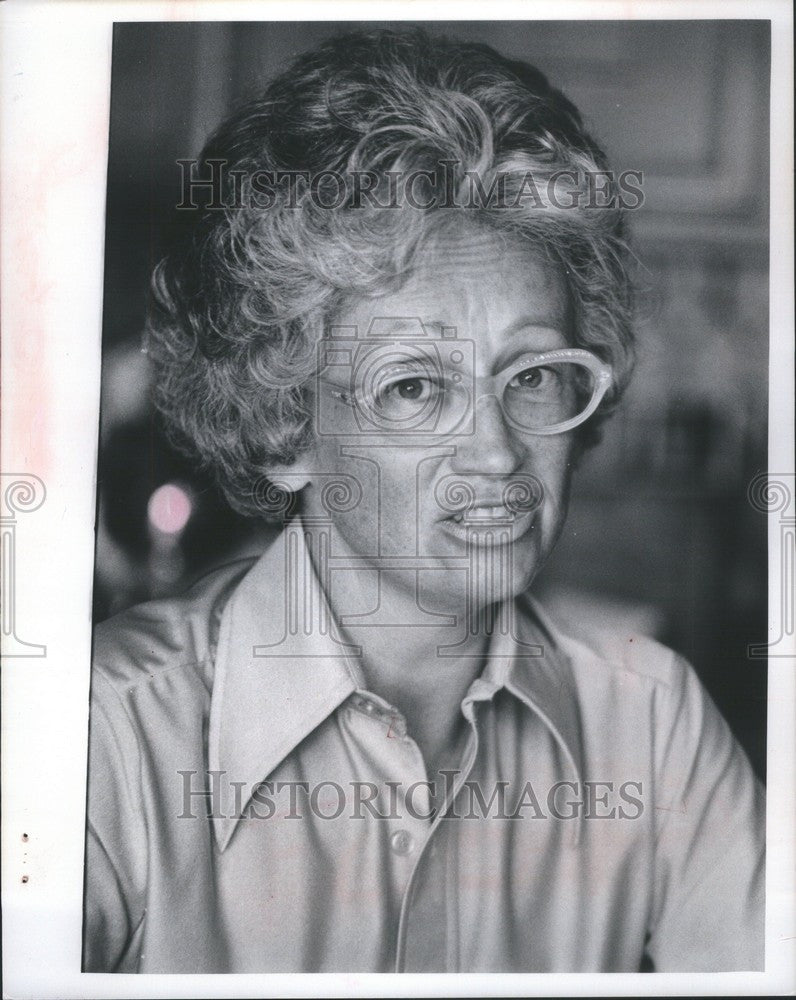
[95, 20, 769, 777]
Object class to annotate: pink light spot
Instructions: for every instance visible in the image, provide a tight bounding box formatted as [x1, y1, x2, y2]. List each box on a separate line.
[148, 484, 192, 535]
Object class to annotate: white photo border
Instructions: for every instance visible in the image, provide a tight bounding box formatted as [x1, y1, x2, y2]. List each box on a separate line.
[1, 1, 793, 996]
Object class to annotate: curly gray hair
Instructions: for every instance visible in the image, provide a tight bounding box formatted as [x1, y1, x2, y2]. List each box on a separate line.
[146, 27, 635, 517]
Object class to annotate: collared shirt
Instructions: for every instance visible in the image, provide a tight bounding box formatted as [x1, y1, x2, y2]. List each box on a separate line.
[83, 519, 764, 973]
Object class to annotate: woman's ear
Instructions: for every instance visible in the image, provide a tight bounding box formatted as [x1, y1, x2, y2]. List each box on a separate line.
[265, 441, 319, 494]
[252, 450, 316, 519]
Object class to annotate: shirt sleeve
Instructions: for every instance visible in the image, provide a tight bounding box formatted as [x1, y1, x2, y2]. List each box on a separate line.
[83, 671, 149, 972]
[646, 652, 765, 971]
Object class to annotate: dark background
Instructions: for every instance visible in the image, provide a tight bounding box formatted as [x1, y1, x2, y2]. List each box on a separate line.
[95, 20, 770, 778]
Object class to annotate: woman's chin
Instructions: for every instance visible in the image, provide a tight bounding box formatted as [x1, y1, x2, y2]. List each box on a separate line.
[416, 547, 541, 617]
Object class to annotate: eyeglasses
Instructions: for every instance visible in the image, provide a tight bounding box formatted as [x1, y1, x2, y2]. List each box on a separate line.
[317, 347, 612, 436]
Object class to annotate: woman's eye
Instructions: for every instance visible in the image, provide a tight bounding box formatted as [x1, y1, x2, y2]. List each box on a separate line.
[394, 378, 425, 400]
[515, 367, 547, 389]
[520, 369, 541, 389]
[378, 377, 432, 404]
[371, 373, 442, 410]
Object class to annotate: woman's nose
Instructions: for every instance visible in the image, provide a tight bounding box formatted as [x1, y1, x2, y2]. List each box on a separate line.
[448, 392, 524, 475]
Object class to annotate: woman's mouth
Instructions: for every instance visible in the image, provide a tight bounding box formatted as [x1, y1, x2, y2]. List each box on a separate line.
[441, 504, 536, 543]
[448, 503, 518, 523]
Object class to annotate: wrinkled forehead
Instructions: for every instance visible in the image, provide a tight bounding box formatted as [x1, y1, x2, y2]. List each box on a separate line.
[333, 219, 572, 344]
[412, 219, 558, 275]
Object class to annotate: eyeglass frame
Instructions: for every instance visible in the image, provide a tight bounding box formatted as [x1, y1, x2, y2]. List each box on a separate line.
[315, 347, 613, 437]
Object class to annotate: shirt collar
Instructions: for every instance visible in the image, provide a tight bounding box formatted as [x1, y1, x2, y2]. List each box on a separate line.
[503, 592, 585, 803]
[208, 517, 583, 851]
[208, 516, 360, 850]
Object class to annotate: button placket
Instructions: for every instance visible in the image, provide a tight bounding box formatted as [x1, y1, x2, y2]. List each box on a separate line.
[350, 693, 407, 737]
[345, 692, 432, 882]
[394, 700, 485, 972]
[390, 829, 414, 856]
[386, 739, 433, 874]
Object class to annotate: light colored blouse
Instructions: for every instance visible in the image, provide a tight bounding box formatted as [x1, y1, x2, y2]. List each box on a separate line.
[84, 522, 764, 973]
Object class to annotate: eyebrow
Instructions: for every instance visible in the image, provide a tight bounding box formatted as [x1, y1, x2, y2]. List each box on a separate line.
[370, 316, 569, 371]
[385, 315, 565, 336]
[501, 316, 568, 338]
[380, 318, 448, 337]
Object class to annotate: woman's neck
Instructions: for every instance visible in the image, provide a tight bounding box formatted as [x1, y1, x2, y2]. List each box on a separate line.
[325, 557, 496, 781]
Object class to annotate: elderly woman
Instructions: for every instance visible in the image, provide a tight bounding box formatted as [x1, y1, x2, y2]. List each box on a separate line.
[84, 28, 763, 974]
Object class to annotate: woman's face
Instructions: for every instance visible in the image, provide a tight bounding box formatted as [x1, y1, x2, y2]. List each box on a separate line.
[298, 225, 578, 614]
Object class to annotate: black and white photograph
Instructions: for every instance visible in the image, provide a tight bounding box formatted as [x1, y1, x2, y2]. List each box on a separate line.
[1, 3, 794, 997]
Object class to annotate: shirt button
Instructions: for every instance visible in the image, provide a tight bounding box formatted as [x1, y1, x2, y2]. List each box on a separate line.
[390, 829, 414, 856]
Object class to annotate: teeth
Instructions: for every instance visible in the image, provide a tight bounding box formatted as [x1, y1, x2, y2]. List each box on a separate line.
[473, 505, 512, 518]
[450, 505, 519, 523]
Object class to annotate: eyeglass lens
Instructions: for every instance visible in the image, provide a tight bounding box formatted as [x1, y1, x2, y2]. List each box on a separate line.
[349, 359, 597, 433]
